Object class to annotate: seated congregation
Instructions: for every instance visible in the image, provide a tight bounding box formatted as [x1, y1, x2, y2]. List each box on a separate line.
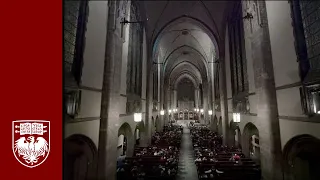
[117, 125, 183, 180]
[191, 126, 261, 180]
[116, 122, 261, 180]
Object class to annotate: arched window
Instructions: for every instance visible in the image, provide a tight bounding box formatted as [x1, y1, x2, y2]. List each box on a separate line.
[63, 0, 88, 118]
[228, 2, 249, 113]
[290, 0, 320, 116]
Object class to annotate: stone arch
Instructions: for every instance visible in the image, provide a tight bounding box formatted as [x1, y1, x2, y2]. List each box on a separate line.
[283, 134, 320, 180]
[151, 15, 220, 59]
[242, 122, 260, 164]
[63, 134, 97, 180]
[117, 122, 134, 157]
[218, 117, 223, 135]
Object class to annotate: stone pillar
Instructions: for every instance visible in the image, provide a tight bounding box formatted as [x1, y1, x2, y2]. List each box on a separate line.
[208, 80, 213, 125]
[143, 54, 154, 147]
[97, 1, 123, 179]
[173, 89, 178, 108]
[165, 87, 170, 124]
[203, 83, 209, 124]
[219, 56, 229, 146]
[139, 130, 149, 147]
[170, 89, 173, 109]
[194, 88, 198, 108]
[245, 1, 283, 179]
[159, 74, 165, 131]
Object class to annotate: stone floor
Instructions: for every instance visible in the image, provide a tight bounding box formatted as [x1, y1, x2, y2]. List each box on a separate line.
[176, 127, 199, 180]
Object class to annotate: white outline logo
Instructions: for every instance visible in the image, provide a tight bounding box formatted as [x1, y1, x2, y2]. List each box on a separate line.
[12, 120, 50, 168]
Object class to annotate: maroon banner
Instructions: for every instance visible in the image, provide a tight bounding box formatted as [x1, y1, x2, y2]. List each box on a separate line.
[0, 1, 62, 179]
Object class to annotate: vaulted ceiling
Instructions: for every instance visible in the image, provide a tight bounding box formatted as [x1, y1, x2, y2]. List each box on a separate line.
[139, 1, 233, 88]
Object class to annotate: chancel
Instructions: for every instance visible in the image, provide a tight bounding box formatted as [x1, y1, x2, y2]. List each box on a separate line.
[63, 1, 320, 180]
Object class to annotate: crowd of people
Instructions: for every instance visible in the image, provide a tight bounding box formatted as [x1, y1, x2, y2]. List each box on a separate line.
[117, 125, 182, 180]
[190, 126, 261, 180]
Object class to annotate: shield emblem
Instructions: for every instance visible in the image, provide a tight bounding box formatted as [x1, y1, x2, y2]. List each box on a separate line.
[12, 120, 50, 168]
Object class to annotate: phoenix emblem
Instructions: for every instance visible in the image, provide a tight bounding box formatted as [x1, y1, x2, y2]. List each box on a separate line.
[12, 120, 50, 168]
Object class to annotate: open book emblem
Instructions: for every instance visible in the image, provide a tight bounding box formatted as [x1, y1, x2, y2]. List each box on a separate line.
[12, 120, 50, 168]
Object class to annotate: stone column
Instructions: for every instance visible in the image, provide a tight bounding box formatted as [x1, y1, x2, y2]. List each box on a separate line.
[245, 1, 283, 179]
[159, 73, 165, 131]
[143, 54, 154, 147]
[219, 56, 229, 146]
[208, 80, 213, 125]
[97, 1, 123, 179]
[194, 88, 199, 109]
[171, 88, 175, 109]
[165, 87, 170, 124]
[203, 83, 210, 124]
[173, 89, 178, 108]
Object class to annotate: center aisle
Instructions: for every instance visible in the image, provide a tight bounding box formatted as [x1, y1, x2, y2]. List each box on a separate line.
[176, 127, 199, 180]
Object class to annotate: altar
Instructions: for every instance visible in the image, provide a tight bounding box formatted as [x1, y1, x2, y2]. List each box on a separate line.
[176, 120, 195, 127]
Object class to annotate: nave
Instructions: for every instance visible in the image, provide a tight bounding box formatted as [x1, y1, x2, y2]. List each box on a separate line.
[116, 122, 260, 180]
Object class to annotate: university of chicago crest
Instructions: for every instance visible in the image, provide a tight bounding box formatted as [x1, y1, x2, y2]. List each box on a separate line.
[12, 120, 50, 168]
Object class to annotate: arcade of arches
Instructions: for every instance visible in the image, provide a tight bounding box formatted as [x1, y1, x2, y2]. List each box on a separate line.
[63, 1, 320, 180]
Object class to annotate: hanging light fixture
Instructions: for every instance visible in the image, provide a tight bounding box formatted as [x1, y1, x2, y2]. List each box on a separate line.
[200, 109, 204, 113]
[233, 113, 241, 123]
[134, 113, 142, 122]
[168, 109, 172, 114]
[208, 110, 213, 115]
[160, 110, 165, 115]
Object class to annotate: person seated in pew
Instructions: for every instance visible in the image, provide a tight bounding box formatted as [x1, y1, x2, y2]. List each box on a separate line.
[209, 157, 218, 162]
[137, 165, 146, 178]
[158, 165, 166, 176]
[230, 153, 243, 165]
[131, 165, 138, 177]
[116, 155, 127, 173]
[215, 169, 224, 175]
[195, 156, 202, 162]
[202, 156, 207, 162]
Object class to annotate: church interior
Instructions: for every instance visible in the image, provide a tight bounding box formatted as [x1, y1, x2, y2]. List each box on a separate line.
[63, 1, 320, 180]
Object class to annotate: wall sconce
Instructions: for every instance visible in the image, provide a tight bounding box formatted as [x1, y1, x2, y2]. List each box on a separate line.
[168, 109, 172, 114]
[200, 109, 204, 113]
[233, 113, 241, 123]
[194, 108, 196, 111]
[134, 113, 142, 122]
[160, 110, 165, 116]
[208, 110, 213, 116]
[243, 12, 253, 20]
[196, 108, 199, 112]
